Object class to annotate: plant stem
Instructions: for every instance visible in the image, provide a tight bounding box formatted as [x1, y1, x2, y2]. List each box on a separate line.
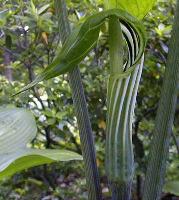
[54, 1, 102, 199]
[111, 182, 132, 200]
[143, 1, 179, 199]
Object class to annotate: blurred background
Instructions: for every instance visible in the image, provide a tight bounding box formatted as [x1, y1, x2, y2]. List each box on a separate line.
[0, 0, 178, 199]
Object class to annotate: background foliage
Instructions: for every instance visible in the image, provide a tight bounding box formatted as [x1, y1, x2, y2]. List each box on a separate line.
[0, 0, 178, 199]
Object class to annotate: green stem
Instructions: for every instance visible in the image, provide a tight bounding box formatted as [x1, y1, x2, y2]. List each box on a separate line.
[143, 1, 179, 199]
[54, 1, 102, 200]
[111, 182, 132, 200]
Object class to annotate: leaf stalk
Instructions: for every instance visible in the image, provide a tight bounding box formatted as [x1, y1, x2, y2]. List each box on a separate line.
[143, 0, 179, 199]
[54, 0, 102, 200]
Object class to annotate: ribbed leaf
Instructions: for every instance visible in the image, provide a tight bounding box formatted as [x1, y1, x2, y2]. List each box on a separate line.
[0, 149, 82, 179]
[0, 107, 82, 179]
[104, 0, 157, 19]
[16, 9, 146, 95]
[0, 107, 36, 153]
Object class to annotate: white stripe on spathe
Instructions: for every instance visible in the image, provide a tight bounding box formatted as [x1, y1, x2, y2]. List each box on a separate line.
[106, 19, 144, 182]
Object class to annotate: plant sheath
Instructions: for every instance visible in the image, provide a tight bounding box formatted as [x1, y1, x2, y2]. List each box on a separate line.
[106, 16, 144, 200]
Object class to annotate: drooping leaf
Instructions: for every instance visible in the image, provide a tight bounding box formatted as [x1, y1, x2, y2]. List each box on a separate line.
[0, 107, 82, 179]
[16, 9, 146, 95]
[0, 149, 82, 179]
[104, 0, 157, 19]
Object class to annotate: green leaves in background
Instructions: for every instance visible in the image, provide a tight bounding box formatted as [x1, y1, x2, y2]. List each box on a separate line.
[0, 9, 10, 27]
[164, 181, 179, 196]
[104, 0, 157, 19]
[16, 8, 146, 95]
[0, 107, 82, 179]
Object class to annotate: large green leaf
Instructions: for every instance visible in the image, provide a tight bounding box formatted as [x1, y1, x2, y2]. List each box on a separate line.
[104, 0, 157, 19]
[0, 149, 82, 179]
[0, 107, 82, 179]
[0, 107, 36, 153]
[16, 9, 146, 95]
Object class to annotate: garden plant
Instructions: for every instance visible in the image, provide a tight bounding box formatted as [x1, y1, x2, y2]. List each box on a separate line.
[0, 0, 179, 200]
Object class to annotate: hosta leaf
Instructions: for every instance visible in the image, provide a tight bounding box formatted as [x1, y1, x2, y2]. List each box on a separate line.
[16, 9, 146, 95]
[0, 107, 82, 179]
[104, 0, 157, 19]
[0, 149, 82, 179]
[0, 107, 36, 153]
